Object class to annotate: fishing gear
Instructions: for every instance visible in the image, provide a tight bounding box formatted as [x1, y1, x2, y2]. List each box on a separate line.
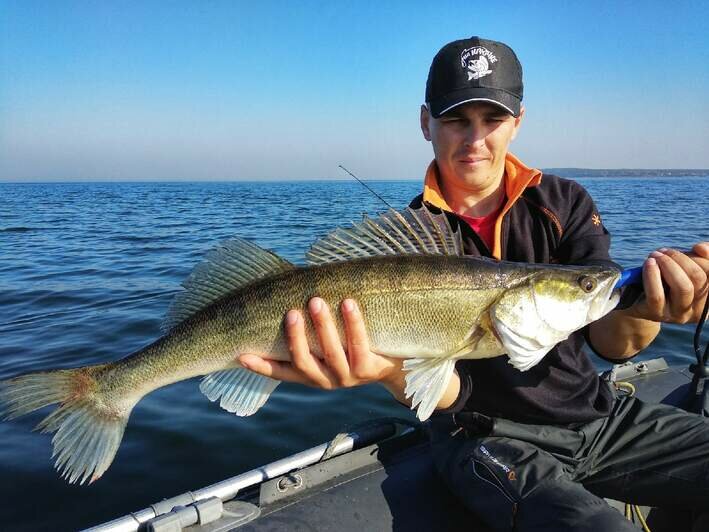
[615, 263, 709, 417]
[338, 165, 394, 209]
[690, 288, 709, 416]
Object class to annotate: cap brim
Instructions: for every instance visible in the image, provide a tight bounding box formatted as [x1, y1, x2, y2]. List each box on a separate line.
[428, 87, 521, 118]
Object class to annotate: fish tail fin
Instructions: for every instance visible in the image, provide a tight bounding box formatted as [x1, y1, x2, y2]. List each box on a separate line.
[0, 363, 130, 484]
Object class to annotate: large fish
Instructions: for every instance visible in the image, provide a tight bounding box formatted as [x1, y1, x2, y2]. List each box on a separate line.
[0, 208, 620, 484]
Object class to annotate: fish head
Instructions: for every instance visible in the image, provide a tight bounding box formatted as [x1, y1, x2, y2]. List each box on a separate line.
[491, 265, 621, 371]
[528, 266, 621, 326]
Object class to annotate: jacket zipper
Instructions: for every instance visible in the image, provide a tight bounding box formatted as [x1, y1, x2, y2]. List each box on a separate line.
[500, 213, 509, 261]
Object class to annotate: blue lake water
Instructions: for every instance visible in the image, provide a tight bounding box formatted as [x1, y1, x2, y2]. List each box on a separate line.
[0, 177, 707, 531]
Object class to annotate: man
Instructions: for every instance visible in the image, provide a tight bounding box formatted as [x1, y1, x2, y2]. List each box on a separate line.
[239, 37, 709, 530]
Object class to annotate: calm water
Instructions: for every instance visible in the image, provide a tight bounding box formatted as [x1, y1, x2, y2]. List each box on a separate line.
[0, 178, 707, 531]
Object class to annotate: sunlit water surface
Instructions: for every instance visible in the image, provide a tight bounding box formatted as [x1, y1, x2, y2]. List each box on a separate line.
[0, 177, 707, 530]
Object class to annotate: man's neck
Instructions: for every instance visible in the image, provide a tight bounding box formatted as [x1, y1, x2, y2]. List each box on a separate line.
[439, 173, 506, 218]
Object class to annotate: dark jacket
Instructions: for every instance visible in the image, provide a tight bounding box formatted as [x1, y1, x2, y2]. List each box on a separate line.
[413, 155, 618, 424]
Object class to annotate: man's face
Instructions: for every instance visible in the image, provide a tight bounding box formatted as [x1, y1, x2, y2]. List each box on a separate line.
[420, 102, 524, 191]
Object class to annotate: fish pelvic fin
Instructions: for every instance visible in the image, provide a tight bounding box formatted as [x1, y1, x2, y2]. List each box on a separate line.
[162, 238, 294, 334]
[200, 367, 280, 416]
[306, 207, 464, 265]
[403, 357, 457, 421]
[0, 364, 131, 485]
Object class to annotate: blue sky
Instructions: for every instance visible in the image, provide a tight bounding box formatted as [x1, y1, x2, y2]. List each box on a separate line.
[1, 0, 708, 180]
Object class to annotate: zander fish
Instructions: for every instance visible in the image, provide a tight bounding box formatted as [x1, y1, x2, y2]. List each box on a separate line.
[0, 208, 620, 484]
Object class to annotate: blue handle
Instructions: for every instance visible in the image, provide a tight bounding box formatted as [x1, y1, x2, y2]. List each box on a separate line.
[615, 266, 643, 289]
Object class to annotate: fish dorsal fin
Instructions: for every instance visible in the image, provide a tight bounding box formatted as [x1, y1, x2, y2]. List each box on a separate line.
[162, 237, 294, 333]
[306, 207, 464, 265]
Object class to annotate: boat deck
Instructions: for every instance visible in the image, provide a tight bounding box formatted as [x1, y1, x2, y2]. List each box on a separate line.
[86, 358, 696, 531]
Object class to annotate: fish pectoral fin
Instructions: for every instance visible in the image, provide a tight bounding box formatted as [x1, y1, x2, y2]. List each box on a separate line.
[200, 368, 280, 416]
[506, 344, 551, 371]
[402, 357, 457, 421]
[495, 320, 553, 372]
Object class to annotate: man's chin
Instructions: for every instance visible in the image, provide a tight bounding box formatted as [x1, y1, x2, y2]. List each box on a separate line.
[454, 167, 500, 188]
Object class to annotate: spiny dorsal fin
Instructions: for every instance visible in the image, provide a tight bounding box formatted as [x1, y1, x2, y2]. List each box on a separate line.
[162, 237, 293, 333]
[306, 207, 463, 265]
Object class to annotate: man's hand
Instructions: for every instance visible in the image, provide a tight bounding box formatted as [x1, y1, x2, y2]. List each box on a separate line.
[577, 243, 708, 360]
[629, 242, 709, 324]
[238, 297, 462, 410]
[238, 298, 405, 392]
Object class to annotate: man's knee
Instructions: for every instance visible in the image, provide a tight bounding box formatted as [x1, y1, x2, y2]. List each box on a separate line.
[515, 478, 638, 532]
[436, 437, 564, 530]
[433, 434, 638, 531]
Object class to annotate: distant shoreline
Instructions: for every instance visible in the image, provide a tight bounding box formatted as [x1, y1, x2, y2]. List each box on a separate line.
[544, 169, 709, 178]
[1, 170, 708, 183]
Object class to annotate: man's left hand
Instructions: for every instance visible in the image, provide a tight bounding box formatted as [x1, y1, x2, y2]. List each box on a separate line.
[630, 242, 709, 324]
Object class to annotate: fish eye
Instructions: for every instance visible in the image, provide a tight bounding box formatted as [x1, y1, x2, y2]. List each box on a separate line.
[578, 276, 597, 293]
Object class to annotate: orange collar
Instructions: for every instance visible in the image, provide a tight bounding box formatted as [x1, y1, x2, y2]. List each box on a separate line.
[422, 153, 542, 259]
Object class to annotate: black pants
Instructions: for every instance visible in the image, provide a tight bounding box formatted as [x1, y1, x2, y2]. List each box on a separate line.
[429, 394, 709, 531]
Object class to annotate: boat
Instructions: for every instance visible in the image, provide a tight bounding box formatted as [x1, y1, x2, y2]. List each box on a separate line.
[83, 356, 703, 532]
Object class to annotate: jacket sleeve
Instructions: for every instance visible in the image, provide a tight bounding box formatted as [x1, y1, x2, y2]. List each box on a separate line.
[555, 181, 617, 268]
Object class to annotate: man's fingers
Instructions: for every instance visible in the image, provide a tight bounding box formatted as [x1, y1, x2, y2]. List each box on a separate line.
[661, 248, 707, 292]
[642, 256, 665, 318]
[688, 243, 709, 295]
[342, 299, 372, 379]
[651, 250, 695, 322]
[238, 353, 310, 385]
[285, 309, 334, 389]
[692, 242, 709, 260]
[309, 298, 351, 384]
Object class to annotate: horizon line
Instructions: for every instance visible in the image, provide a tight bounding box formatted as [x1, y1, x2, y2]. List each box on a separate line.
[2, 168, 709, 184]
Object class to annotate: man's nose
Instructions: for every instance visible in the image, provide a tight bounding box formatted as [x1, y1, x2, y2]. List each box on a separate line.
[463, 123, 486, 147]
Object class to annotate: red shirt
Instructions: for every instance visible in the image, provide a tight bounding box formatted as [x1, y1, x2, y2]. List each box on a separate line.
[457, 199, 506, 252]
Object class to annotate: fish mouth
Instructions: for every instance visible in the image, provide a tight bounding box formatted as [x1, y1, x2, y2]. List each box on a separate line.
[588, 282, 622, 321]
[611, 288, 621, 304]
[604, 288, 621, 314]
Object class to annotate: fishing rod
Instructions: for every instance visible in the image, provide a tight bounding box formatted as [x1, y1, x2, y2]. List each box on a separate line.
[338, 165, 394, 209]
[691, 288, 709, 416]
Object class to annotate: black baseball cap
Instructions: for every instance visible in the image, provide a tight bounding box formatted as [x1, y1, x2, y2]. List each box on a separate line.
[425, 37, 523, 118]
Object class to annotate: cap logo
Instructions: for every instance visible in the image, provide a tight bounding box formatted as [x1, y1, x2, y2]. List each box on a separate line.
[461, 46, 497, 81]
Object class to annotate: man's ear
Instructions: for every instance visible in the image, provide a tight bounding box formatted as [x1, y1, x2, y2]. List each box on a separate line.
[420, 104, 432, 141]
[510, 105, 525, 141]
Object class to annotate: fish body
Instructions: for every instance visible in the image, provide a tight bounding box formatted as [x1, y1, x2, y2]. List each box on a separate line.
[0, 208, 621, 484]
[75, 255, 526, 409]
